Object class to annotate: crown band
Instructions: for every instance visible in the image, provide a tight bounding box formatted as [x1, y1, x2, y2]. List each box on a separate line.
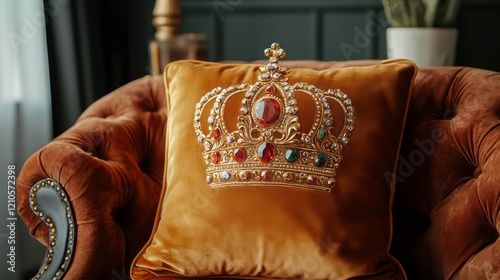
[194, 43, 355, 192]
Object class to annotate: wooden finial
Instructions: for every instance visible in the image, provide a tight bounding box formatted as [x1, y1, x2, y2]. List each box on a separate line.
[152, 0, 182, 41]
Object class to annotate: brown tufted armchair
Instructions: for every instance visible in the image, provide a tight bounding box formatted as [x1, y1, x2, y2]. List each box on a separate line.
[17, 61, 500, 280]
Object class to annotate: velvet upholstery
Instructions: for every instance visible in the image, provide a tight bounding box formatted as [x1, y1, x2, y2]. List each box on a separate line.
[131, 59, 417, 279]
[17, 75, 167, 279]
[16, 61, 500, 280]
[390, 67, 500, 279]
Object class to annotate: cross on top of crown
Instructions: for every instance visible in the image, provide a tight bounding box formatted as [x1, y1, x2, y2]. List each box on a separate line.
[264, 42, 286, 63]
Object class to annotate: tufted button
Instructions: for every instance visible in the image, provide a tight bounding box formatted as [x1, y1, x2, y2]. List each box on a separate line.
[442, 108, 455, 120]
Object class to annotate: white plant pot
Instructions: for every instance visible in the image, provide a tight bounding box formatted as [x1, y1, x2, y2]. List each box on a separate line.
[386, 27, 458, 67]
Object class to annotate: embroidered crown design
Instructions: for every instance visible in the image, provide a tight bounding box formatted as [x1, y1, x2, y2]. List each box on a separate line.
[194, 43, 355, 192]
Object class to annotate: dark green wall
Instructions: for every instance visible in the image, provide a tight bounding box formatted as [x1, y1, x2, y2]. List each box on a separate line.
[179, 0, 500, 71]
[82, 0, 500, 97]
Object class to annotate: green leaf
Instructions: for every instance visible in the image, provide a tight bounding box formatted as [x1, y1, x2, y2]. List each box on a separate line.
[382, 0, 460, 27]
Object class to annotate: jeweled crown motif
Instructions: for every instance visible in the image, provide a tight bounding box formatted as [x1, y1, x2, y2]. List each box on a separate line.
[194, 43, 355, 192]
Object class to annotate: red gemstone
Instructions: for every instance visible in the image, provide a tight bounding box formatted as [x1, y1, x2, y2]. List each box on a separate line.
[233, 148, 247, 163]
[212, 152, 221, 164]
[254, 98, 280, 126]
[257, 142, 276, 163]
[265, 85, 275, 93]
[306, 175, 317, 185]
[213, 128, 220, 140]
[261, 170, 272, 181]
[327, 178, 336, 188]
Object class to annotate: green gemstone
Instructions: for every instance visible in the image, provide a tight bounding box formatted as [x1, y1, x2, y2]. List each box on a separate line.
[315, 153, 327, 167]
[285, 148, 299, 162]
[317, 129, 327, 140]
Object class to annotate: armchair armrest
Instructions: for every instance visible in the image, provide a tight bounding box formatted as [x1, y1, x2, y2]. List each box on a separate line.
[27, 178, 75, 279]
[17, 75, 167, 279]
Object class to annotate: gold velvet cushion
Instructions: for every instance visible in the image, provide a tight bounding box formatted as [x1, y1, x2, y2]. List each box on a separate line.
[131, 57, 417, 279]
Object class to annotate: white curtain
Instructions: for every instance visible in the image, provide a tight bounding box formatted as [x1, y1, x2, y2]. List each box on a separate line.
[0, 0, 52, 278]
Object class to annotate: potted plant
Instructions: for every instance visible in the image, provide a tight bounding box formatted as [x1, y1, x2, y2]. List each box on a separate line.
[383, 0, 461, 67]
